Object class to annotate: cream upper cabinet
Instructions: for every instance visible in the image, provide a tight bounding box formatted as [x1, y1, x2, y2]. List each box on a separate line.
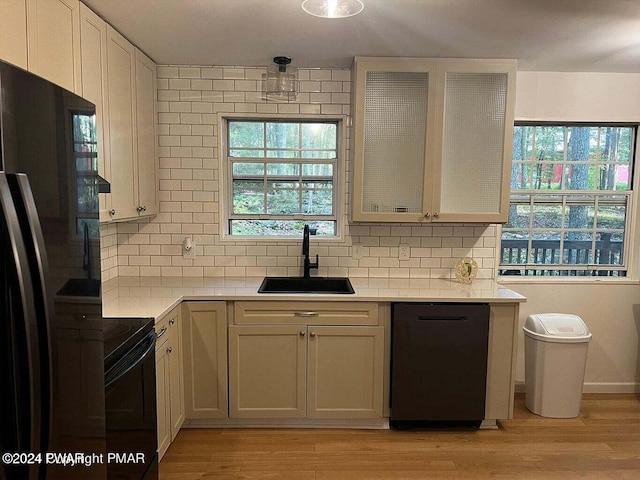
[105, 25, 138, 221]
[26, 0, 81, 94]
[182, 302, 228, 420]
[134, 49, 158, 217]
[351, 57, 516, 223]
[79, 4, 112, 222]
[0, 0, 28, 69]
[104, 25, 158, 222]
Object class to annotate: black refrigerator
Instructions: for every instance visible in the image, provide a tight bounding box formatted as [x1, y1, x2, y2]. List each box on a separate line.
[0, 59, 108, 479]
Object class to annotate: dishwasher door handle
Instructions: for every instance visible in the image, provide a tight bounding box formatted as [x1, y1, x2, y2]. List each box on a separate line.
[416, 315, 467, 321]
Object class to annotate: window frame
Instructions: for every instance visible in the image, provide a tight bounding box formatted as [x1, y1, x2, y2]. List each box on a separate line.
[498, 122, 639, 281]
[219, 113, 347, 241]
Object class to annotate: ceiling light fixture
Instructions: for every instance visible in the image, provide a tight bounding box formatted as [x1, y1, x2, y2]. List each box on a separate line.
[302, 0, 364, 18]
[264, 56, 298, 101]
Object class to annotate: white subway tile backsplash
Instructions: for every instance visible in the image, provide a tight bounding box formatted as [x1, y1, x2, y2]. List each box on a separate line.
[106, 65, 499, 280]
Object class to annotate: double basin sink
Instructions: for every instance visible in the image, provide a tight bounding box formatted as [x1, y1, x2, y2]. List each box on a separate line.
[258, 276, 354, 294]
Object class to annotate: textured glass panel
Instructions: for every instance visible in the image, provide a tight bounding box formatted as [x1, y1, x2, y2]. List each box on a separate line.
[362, 71, 428, 213]
[440, 72, 507, 213]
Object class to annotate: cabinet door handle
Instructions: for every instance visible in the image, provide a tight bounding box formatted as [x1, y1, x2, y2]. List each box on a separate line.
[299, 331, 306, 337]
[433, 212, 439, 218]
[167, 346, 172, 354]
[424, 212, 431, 219]
[156, 326, 167, 339]
[309, 331, 316, 338]
[294, 312, 318, 317]
[109, 209, 116, 216]
[169, 318, 175, 325]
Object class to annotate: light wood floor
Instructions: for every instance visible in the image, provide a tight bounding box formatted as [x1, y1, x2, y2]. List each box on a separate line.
[159, 394, 640, 479]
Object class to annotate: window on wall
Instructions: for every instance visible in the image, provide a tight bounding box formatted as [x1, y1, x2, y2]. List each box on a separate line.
[224, 119, 340, 237]
[500, 124, 636, 277]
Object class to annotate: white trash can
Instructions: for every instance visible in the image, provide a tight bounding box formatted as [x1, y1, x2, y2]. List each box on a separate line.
[524, 313, 592, 418]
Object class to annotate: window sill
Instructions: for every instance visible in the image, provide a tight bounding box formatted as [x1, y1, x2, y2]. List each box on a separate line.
[497, 276, 639, 286]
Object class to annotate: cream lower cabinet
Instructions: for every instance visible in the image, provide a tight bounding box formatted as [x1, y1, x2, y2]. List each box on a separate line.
[229, 302, 384, 420]
[182, 302, 228, 419]
[485, 304, 520, 421]
[307, 325, 384, 418]
[155, 306, 184, 461]
[229, 325, 306, 418]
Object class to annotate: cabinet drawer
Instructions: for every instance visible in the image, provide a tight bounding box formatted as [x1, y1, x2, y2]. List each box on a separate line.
[234, 301, 379, 326]
[155, 308, 178, 349]
[155, 316, 170, 350]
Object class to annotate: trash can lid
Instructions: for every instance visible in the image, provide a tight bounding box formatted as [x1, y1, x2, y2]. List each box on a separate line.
[524, 313, 592, 343]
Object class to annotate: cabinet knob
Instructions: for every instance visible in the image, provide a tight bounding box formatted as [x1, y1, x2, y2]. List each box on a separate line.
[167, 346, 172, 354]
[137, 206, 143, 213]
[310, 332, 316, 338]
[424, 212, 431, 218]
[169, 318, 175, 325]
[433, 212, 439, 218]
[142, 205, 147, 212]
[109, 209, 116, 216]
[299, 331, 306, 337]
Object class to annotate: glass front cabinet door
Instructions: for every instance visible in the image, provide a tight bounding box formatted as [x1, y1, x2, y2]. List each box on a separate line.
[351, 57, 516, 223]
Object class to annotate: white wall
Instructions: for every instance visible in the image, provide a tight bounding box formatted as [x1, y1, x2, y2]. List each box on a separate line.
[504, 71, 640, 392]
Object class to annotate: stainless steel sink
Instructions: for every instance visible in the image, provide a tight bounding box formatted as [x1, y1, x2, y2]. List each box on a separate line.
[258, 276, 355, 294]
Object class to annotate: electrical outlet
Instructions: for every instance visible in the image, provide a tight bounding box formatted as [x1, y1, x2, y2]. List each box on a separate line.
[399, 244, 410, 260]
[352, 243, 363, 260]
[183, 237, 195, 258]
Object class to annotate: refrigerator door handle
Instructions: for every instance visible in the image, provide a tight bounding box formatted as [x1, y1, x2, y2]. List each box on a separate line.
[9, 174, 53, 454]
[0, 173, 43, 479]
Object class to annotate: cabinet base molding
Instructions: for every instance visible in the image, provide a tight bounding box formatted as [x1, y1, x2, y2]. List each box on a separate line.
[182, 417, 389, 429]
[480, 419, 498, 430]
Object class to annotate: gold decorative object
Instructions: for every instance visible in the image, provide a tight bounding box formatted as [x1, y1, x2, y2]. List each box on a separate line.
[454, 257, 478, 284]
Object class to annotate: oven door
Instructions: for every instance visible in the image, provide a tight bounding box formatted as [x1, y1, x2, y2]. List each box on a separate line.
[105, 329, 157, 480]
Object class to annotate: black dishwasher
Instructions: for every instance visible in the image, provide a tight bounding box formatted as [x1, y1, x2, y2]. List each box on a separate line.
[390, 303, 490, 427]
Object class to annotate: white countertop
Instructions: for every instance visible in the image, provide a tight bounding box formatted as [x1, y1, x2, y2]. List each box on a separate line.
[102, 276, 526, 320]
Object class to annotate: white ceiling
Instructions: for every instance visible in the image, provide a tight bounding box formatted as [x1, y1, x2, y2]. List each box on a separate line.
[82, 0, 640, 72]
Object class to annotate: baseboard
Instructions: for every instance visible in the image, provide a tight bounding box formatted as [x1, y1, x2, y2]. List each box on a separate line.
[515, 381, 640, 394]
[583, 382, 640, 394]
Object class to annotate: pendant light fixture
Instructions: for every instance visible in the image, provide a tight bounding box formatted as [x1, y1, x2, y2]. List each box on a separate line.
[264, 56, 298, 101]
[302, 0, 364, 18]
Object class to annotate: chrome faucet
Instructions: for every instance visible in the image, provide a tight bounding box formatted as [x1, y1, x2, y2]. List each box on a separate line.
[302, 224, 319, 278]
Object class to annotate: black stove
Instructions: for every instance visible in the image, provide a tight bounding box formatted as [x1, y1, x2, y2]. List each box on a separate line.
[103, 317, 158, 480]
